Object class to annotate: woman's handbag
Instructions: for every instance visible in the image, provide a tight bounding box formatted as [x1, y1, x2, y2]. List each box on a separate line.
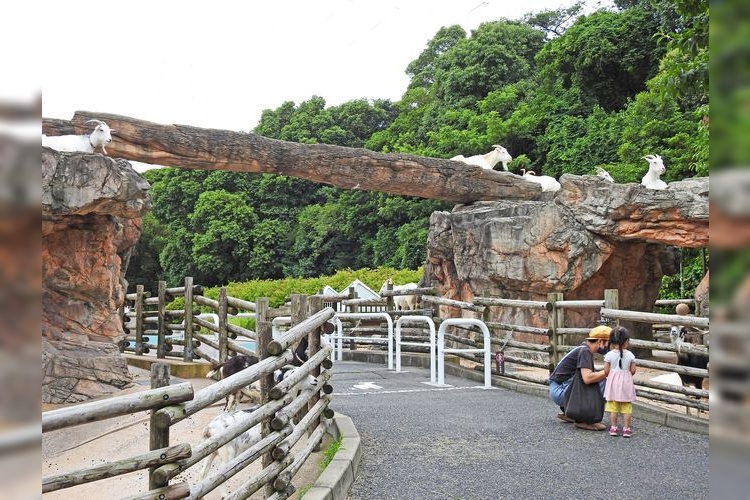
[563, 369, 605, 424]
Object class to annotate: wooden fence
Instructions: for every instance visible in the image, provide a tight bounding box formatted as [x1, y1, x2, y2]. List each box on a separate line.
[42, 292, 335, 499]
[119, 278, 708, 416]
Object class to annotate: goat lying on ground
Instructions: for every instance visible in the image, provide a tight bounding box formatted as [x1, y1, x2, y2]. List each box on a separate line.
[521, 169, 561, 192]
[206, 354, 259, 412]
[595, 166, 615, 182]
[641, 154, 667, 190]
[200, 369, 319, 496]
[380, 278, 419, 311]
[42, 119, 114, 155]
[450, 145, 513, 171]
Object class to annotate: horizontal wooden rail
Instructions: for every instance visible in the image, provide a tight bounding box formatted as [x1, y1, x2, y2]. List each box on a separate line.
[267, 307, 336, 355]
[42, 443, 192, 493]
[226, 296, 257, 312]
[341, 297, 387, 307]
[421, 295, 485, 313]
[553, 300, 604, 309]
[43, 383, 194, 432]
[485, 321, 552, 337]
[473, 296, 552, 310]
[600, 308, 709, 328]
[123, 482, 190, 500]
[379, 286, 436, 297]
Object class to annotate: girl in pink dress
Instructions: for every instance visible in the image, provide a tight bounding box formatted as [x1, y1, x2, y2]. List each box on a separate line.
[603, 326, 637, 437]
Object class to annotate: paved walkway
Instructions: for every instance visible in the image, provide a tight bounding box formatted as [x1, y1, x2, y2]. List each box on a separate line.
[328, 360, 709, 500]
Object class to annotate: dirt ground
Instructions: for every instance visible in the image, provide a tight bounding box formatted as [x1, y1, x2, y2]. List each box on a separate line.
[42, 366, 328, 499]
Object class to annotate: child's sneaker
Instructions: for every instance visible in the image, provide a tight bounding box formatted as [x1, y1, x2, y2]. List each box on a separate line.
[622, 427, 632, 438]
[608, 426, 619, 436]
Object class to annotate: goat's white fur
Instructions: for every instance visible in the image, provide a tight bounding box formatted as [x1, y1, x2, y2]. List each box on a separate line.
[521, 169, 561, 192]
[380, 279, 419, 311]
[451, 144, 513, 171]
[200, 368, 318, 496]
[595, 166, 615, 182]
[640, 154, 667, 190]
[42, 120, 114, 155]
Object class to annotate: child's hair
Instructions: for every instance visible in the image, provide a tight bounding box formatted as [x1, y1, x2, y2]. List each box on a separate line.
[609, 326, 631, 369]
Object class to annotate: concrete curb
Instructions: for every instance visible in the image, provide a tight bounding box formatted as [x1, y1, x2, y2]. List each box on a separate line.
[303, 414, 362, 500]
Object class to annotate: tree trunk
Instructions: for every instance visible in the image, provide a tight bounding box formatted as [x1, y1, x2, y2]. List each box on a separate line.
[42, 111, 542, 204]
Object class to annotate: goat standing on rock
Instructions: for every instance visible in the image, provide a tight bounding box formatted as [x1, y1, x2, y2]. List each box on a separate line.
[640, 154, 667, 190]
[42, 119, 114, 155]
[451, 145, 513, 171]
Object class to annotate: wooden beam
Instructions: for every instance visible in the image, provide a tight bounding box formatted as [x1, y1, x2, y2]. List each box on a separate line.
[42, 111, 542, 204]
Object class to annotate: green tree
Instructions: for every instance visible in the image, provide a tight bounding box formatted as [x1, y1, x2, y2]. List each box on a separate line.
[189, 190, 258, 285]
[536, 8, 664, 111]
[522, 1, 584, 38]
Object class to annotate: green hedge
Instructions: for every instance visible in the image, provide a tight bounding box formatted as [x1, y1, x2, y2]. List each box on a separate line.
[201, 267, 424, 308]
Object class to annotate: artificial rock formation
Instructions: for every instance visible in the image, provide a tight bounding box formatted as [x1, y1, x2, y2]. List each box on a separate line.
[42, 148, 150, 403]
[424, 174, 709, 342]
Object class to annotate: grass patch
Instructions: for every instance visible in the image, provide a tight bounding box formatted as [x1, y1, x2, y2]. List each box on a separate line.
[297, 484, 312, 498]
[320, 432, 344, 471]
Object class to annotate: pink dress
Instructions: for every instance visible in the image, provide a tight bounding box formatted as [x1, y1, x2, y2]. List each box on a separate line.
[604, 348, 636, 402]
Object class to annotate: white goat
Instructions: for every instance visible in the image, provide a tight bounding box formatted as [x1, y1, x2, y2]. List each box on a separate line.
[451, 144, 513, 171]
[380, 279, 419, 311]
[200, 369, 318, 496]
[595, 166, 615, 182]
[640, 154, 667, 190]
[42, 119, 114, 155]
[521, 169, 561, 192]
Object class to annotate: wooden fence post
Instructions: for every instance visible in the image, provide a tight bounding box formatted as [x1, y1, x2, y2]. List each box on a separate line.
[547, 292, 564, 369]
[604, 289, 619, 327]
[157, 281, 167, 359]
[183, 277, 194, 362]
[291, 294, 307, 330]
[218, 287, 228, 363]
[149, 363, 170, 489]
[385, 281, 394, 313]
[135, 284, 145, 356]
[308, 295, 323, 445]
[256, 297, 275, 498]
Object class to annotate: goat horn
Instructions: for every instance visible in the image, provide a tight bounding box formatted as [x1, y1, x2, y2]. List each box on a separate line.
[642, 154, 654, 160]
[85, 119, 104, 125]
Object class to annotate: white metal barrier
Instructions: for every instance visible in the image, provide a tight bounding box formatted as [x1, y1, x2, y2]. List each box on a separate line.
[437, 318, 492, 388]
[331, 312, 394, 369]
[395, 316, 436, 384]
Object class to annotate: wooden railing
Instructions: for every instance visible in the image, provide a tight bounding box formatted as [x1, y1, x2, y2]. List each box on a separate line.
[120, 279, 708, 418]
[43, 295, 336, 499]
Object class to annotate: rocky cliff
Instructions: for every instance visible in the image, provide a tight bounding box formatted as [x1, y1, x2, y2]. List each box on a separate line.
[424, 174, 709, 342]
[42, 148, 150, 403]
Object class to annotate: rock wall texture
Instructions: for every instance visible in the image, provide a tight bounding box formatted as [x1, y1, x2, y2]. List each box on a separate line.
[42, 148, 150, 403]
[424, 174, 708, 343]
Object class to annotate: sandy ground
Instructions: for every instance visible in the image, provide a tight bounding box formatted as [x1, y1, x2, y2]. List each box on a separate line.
[42, 367, 327, 499]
